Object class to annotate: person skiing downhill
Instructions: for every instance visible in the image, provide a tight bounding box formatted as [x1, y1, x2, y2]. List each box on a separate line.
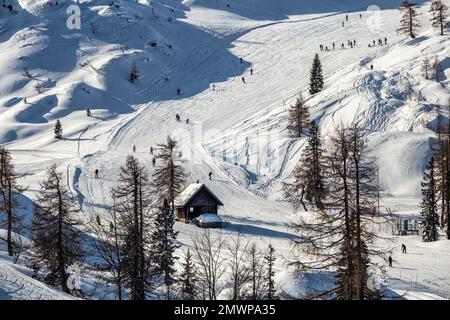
[133, 145, 136, 153]
[87, 108, 92, 117]
[250, 68, 253, 75]
[241, 76, 246, 84]
[152, 157, 156, 166]
[96, 215, 101, 226]
[212, 84, 216, 91]
[150, 146, 153, 155]
[176, 114, 181, 122]
[95, 169, 99, 179]
[186, 118, 190, 125]
[209, 171, 213, 180]
[388, 256, 393, 267]
[177, 88, 181, 95]
[401, 244, 407, 254]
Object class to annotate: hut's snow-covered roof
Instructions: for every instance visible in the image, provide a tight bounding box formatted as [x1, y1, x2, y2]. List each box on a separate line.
[174, 183, 223, 207]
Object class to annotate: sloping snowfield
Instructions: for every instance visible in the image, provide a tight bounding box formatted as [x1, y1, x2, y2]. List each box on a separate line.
[0, 0, 449, 299]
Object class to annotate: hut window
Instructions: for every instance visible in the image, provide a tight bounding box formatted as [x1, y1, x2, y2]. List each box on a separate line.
[189, 207, 194, 213]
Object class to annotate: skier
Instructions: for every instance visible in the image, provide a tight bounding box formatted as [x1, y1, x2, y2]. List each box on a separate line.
[152, 157, 156, 166]
[333, 42, 335, 50]
[96, 215, 101, 226]
[109, 222, 114, 232]
[240, 57, 243, 63]
[388, 255, 393, 267]
[346, 14, 349, 21]
[95, 169, 99, 179]
[342, 21, 345, 27]
[177, 88, 181, 95]
[341, 43, 345, 49]
[320, 44, 323, 51]
[150, 146, 153, 155]
[186, 118, 190, 125]
[250, 68, 253, 75]
[176, 113, 181, 122]
[384, 37, 388, 45]
[209, 171, 213, 180]
[212, 83, 216, 91]
[370, 64, 374, 70]
[373, 40, 376, 46]
[401, 244, 407, 254]
[87, 108, 92, 117]
[241, 76, 246, 84]
[133, 145, 136, 153]
[353, 40, 356, 46]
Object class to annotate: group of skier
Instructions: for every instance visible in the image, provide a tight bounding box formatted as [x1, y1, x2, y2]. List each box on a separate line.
[320, 39, 357, 52]
[388, 244, 408, 267]
[175, 113, 190, 125]
[369, 37, 388, 47]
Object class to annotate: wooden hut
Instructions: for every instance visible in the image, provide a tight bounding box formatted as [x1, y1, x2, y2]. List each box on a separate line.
[174, 183, 224, 222]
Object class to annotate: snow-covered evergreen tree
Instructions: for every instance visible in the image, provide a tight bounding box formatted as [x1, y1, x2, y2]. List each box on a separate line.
[420, 157, 440, 242]
[287, 93, 310, 138]
[29, 164, 84, 295]
[309, 54, 324, 94]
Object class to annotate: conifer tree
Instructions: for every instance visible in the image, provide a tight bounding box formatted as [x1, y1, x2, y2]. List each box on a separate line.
[178, 249, 198, 300]
[90, 199, 126, 300]
[29, 164, 84, 294]
[398, 1, 421, 38]
[54, 119, 63, 139]
[247, 243, 265, 300]
[430, 0, 448, 35]
[309, 54, 324, 94]
[287, 93, 310, 138]
[420, 157, 440, 242]
[150, 199, 179, 300]
[302, 120, 326, 208]
[0, 147, 26, 258]
[290, 124, 384, 300]
[129, 63, 138, 83]
[263, 245, 276, 300]
[284, 120, 326, 210]
[152, 136, 186, 213]
[112, 155, 153, 300]
[421, 58, 431, 79]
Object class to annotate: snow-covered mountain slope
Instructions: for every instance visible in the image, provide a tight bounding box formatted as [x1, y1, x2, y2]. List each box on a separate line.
[0, 234, 74, 299]
[1, 0, 450, 299]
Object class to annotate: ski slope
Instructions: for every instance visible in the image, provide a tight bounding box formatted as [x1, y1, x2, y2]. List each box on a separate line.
[1, 0, 450, 299]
